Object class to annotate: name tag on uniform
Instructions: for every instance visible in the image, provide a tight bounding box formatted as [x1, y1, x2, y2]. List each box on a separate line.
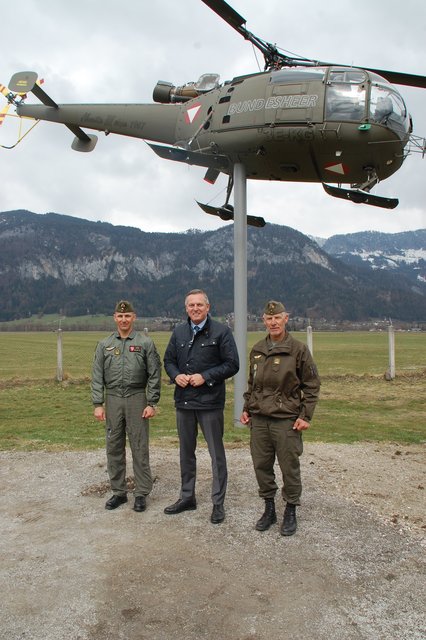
[129, 346, 142, 352]
[273, 358, 280, 365]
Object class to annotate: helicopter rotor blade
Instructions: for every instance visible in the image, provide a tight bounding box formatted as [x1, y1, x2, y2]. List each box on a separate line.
[201, 0, 246, 32]
[361, 67, 426, 89]
[202, 1, 426, 86]
[201, 0, 288, 69]
[317, 61, 426, 89]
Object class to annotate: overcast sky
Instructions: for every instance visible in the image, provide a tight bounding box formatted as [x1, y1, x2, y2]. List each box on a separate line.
[2, 0, 425, 238]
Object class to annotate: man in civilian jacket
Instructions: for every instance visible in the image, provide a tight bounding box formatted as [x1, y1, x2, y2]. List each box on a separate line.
[163, 289, 239, 524]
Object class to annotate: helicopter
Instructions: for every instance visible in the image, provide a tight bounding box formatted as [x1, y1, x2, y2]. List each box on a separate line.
[3, 0, 426, 227]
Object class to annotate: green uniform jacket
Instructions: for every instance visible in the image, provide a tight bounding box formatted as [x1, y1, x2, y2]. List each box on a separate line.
[243, 332, 320, 421]
[91, 330, 161, 406]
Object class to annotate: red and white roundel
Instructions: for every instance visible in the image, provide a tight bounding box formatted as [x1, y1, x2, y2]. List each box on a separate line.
[185, 103, 202, 124]
[324, 162, 349, 175]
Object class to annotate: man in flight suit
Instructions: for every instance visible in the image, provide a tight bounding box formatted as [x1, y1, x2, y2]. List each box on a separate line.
[240, 301, 320, 536]
[92, 300, 161, 512]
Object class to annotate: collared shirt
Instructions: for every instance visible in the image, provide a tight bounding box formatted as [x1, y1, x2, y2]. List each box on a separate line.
[191, 318, 207, 333]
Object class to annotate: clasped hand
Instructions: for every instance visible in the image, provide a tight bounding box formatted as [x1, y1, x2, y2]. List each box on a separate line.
[175, 373, 205, 388]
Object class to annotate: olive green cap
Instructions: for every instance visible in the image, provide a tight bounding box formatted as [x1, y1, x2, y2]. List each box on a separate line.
[263, 300, 286, 315]
[114, 300, 135, 313]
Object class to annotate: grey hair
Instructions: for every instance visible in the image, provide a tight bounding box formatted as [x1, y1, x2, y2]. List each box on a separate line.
[185, 289, 209, 305]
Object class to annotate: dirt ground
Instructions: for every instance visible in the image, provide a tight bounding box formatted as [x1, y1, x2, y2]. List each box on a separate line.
[1, 442, 425, 640]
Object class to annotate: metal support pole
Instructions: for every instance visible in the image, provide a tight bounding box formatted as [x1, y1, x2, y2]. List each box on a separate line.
[233, 163, 247, 422]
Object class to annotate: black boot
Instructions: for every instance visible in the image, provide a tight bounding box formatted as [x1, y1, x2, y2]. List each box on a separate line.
[280, 503, 297, 536]
[255, 498, 277, 531]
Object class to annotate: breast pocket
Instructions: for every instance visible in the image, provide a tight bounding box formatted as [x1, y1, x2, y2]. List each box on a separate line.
[103, 352, 114, 369]
[199, 339, 219, 366]
[200, 339, 217, 349]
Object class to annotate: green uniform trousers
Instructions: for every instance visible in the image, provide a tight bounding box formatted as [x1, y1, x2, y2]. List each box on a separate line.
[250, 415, 303, 505]
[105, 392, 152, 497]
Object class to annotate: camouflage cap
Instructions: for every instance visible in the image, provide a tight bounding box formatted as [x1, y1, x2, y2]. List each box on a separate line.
[114, 300, 135, 313]
[263, 300, 286, 315]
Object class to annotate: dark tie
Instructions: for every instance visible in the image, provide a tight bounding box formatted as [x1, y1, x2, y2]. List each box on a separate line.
[193, 325, 200, 335]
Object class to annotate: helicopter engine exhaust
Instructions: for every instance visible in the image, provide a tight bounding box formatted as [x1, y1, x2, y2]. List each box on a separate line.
[153, 73, 220, 103]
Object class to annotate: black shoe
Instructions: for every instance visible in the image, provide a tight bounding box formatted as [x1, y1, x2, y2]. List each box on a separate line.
[105, 494, 128, 510]
[280, 504, 297, 536]
[210, 504, 225, 524]
[255, 498, 277, 531]
[133, 496, 146, 512]
[164, 498, 197, 514]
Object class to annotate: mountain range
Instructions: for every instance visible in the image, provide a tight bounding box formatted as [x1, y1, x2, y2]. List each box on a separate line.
[321, 230, 426, 295]
[0, 209, 425, 323]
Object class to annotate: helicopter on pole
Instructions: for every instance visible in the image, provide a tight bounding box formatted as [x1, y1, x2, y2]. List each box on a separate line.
[3, 0, 425, 224]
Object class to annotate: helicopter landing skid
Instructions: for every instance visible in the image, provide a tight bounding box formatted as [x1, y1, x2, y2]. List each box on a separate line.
[196, 201, 266, 227]
[323, 184, 398, 209]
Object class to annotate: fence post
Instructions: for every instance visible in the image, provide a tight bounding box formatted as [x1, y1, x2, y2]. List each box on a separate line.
[56, 325, 63, 382]
[386, 323, 395, 380]
[307, 324, 313, 356]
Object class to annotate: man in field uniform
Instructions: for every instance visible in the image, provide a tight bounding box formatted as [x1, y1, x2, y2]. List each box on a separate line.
[92, 300, 161, 512]
[240, 301, 320, 536]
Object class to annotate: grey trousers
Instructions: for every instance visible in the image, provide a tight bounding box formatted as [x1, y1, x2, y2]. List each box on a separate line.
[250, 415, 303, 505]
[176, 408, 227, 505]
[105, 393, 152, 497]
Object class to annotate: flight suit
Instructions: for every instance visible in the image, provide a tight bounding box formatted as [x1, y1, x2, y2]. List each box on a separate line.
[92, 330, 161, 497]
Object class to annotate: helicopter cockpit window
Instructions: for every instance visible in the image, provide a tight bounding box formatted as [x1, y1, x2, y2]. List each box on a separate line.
[329, 70, 366, 84]
[326, 69, 366, 121]
[270, 68, 326, 84]
[369, 84, 409, 135]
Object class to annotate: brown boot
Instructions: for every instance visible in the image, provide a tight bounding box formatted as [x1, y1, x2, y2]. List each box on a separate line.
[280, 503, 297, 536]
[255, 498, 277, 531]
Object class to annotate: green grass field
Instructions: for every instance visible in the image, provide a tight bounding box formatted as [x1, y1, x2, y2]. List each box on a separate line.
[0, 330, 425, 450]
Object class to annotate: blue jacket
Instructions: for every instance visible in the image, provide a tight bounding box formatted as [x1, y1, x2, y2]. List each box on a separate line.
[164, 316, 239, 410]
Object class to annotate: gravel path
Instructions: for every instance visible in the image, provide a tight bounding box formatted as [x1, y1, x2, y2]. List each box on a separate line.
[0, 443, 425, 640]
